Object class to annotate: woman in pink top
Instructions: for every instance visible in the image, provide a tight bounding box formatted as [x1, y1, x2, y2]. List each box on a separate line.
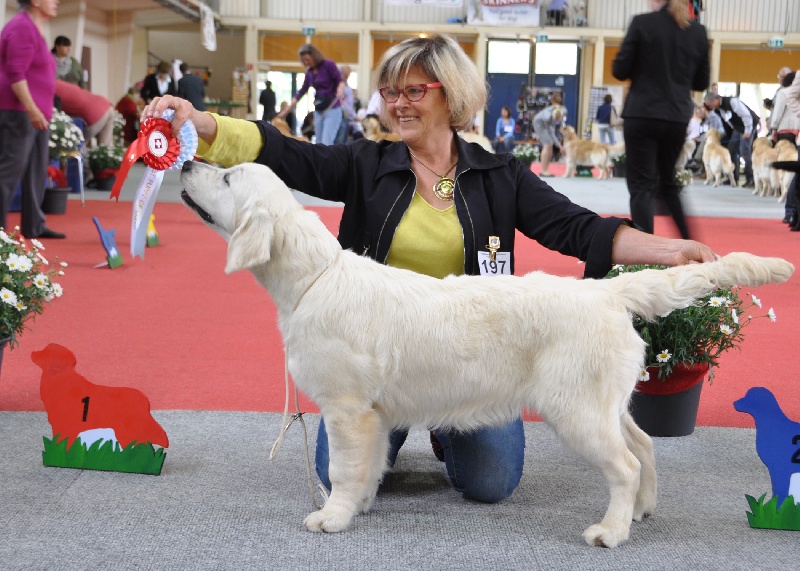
[0, 0, 65, 239]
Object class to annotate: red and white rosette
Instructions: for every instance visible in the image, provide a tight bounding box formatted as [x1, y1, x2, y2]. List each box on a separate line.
[110, 110, 197, 258]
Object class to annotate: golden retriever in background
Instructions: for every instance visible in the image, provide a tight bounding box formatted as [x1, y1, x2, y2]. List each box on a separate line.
[775, 139, 799, 202]
[675, 139, 696, 171]
[362, 116, 402, 142]
[458, 130, 494, 153]
[560, 125, 619, 179]
[752, 138, 779, 198]
[180, 160, 793, 548]
[702, 128, 737, 187]
[271, 117, 310, 142]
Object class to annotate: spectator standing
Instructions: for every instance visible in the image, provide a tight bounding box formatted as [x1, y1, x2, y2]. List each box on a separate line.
[51, 35, 83, 88]
[0, 0, 65, 239]
[335, 65, 357, 144]
[115, 88, 140, 146]
[612, 0, 709, 239]
[774, 69, 800, 226]
[140, 62, 175, 104]
[595, 93, 618, 145]
[176, 63, 206, 112]
[259, 80, 277, 121]
[532, 97, 564, 177]
[278, 44, 344, 145]
[704, 92, 759, 187]
[547, 0, 567, 26]
[494, 106, 516, 153]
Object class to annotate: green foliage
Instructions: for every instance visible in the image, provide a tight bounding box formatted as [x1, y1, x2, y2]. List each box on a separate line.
[87, 144, 125, 171]
[0, 228, 66, 348]
[605, 264, 775, 380]
[746, 493, 800, 530]
[42, 435, 166, 476]
[512, 143, 539, 164]
[48, 109, 84, 160]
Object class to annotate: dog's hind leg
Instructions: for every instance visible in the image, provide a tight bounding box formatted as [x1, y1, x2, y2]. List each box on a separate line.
[552, 416, 640, 547]
[621, 412, 656, 521]
[304, 406, 384, 533]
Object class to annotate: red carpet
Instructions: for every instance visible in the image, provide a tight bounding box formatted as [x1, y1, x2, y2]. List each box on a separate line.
[1, 198, 798, 428]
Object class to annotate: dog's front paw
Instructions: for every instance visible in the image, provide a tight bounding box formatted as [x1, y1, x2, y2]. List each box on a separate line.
[582, 523, 630, 548]
[304, 506, 354, 533]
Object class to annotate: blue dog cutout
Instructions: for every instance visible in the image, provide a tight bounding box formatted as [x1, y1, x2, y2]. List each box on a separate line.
[734, 387, 800, 530]
[734, 387, 800, 504]
[92, 217, 123, 269]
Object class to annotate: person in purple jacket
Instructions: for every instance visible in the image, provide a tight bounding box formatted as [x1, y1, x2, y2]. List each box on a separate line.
[0, 0, 65, 239]
[278, 44, 344, 145]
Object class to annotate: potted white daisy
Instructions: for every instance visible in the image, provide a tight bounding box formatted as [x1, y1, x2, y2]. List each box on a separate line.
[0, 228, 66, 363]
[605, 263, 777, 436]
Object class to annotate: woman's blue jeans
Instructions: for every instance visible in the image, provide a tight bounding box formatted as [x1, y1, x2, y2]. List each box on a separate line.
[315, 416, 525, 503]
[314, 107, 343, 146]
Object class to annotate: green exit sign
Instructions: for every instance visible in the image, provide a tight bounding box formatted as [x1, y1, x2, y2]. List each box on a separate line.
[535, 34, 549, 43]
[769, 37, 784, 48]
[302, 27, 316, 36]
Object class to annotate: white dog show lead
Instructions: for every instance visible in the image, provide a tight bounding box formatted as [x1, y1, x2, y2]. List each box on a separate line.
[269, 351, 327, 510]
[268, 262, 339, 510]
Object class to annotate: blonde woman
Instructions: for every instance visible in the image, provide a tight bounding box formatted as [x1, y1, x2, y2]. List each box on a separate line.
[144, 34, 717, 506]
[532, 99, 564, 177]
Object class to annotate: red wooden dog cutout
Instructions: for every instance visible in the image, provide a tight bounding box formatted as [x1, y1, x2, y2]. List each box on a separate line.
[33, 343, 168, 449]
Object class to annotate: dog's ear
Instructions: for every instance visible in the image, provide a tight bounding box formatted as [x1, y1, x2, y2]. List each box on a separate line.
[225, 207, 274, 274]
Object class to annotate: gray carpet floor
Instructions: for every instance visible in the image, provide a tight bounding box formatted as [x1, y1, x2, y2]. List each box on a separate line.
[2, 411, 798, 570]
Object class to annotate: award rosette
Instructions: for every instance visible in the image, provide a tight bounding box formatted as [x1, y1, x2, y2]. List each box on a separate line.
[110, 109, 198, 258]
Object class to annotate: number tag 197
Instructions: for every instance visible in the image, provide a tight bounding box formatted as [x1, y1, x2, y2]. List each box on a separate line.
[478, 251, 511, 276]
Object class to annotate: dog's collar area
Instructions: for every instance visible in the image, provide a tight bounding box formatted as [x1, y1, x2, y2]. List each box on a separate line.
[181, 190, 215, 225]
[292, 252, 340, 313]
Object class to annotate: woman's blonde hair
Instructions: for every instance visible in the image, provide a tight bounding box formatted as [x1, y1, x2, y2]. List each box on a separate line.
[375, 34, 487, 131]
[667, 0, 690, 29]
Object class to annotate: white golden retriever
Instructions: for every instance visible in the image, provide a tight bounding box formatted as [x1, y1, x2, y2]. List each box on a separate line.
[180, 160, 793, 548]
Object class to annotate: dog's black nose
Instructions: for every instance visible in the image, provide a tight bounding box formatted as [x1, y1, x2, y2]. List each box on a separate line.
[182, 160, 194, 173]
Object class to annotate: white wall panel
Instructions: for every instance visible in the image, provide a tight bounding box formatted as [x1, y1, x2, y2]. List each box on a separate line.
[704, 0, 800, 34]
[219, 0, 260, 18]
[263, 0, 364, 21]
[586, 0, 648, 30]
[373, 0, 464, 25]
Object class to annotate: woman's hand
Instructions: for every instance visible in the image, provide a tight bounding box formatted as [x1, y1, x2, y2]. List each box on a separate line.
[27, 107, 48, 130]
[140, 95, 217, 145]
[612, 224, 718, 267]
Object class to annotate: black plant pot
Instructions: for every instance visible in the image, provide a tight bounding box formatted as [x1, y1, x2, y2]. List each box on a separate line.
[42, 187, 70, 214]
[629, 380, 704, 437]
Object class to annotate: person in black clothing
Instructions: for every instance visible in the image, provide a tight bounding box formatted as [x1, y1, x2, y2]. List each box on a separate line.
[259, 80, 277, 122]
[612, 0, 709, 239]
[703, 92, 759, 187]
[176, 63, 206, 111]
[140, 61, 175, 104]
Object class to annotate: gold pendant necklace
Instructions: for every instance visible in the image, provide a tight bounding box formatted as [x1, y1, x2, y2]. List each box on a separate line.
[409, 150, 457, 201]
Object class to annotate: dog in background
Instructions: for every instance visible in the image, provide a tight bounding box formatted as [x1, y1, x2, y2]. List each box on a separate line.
[675, 139, 696, 171]
[702, 128, 737, 187]
[362, 115, 402, 142]
[271, 117, 310, 142]
[775, 139, 799, 202]
[560, 125, 621, 179]
[751, 138, 779, 198]
[458, 129, 494, 153]
[180, 160, 793, 548]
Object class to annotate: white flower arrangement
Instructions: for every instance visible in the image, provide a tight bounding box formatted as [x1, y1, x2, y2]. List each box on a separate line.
[606, 264, 776, 382]
[0, 228, 66, 348]
[48, 108, 84, 161]
[512, 144, 539, 164]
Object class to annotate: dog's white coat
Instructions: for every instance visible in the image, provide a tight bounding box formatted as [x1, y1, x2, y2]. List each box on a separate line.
[181, 161, 794, 547]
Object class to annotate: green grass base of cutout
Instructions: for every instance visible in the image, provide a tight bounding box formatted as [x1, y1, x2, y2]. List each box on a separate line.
[746, 493, 800, 531]
[42, 435, 165, 475]
[107, 253, 123, 269]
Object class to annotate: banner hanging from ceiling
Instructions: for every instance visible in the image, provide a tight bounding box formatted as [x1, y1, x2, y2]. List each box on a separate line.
[467, 0, 541, 27]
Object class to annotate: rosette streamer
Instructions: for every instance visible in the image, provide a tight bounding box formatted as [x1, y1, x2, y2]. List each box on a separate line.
[109, 110, 198, 258]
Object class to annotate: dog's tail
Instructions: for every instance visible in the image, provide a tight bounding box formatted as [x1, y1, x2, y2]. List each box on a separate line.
[607, 252, 793, 320]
